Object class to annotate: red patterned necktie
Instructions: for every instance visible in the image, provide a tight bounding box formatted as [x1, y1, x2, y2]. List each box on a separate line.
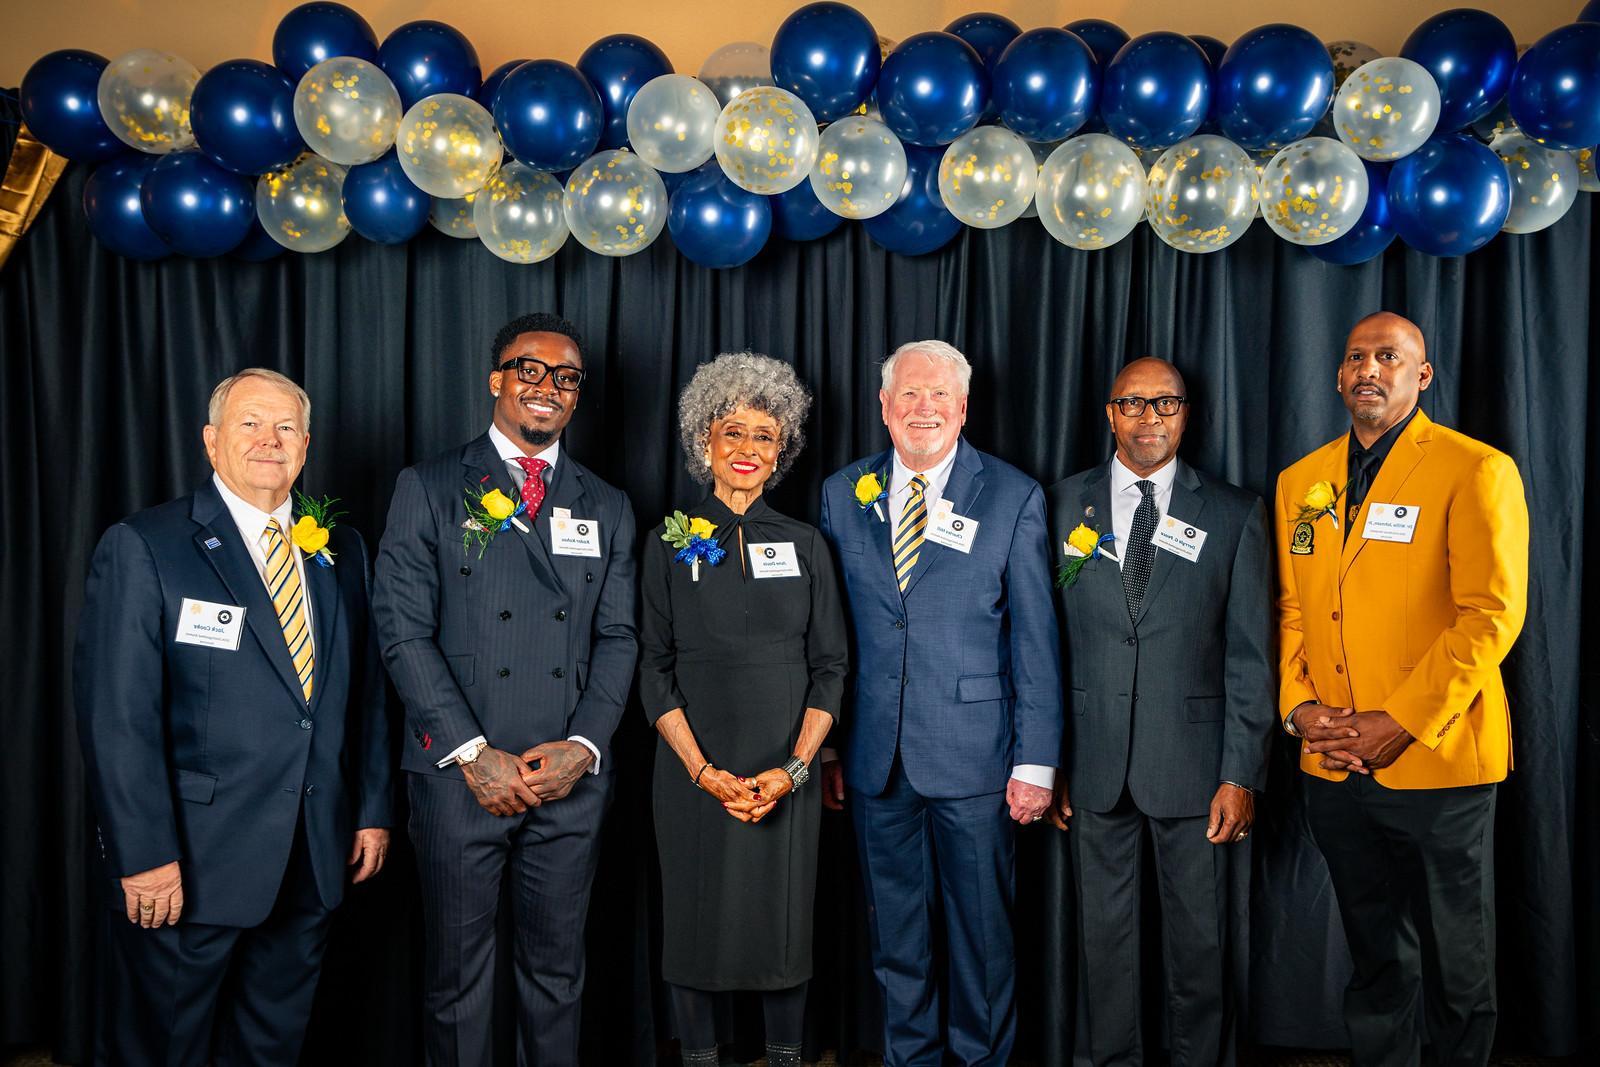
[515, 456, 550, 518]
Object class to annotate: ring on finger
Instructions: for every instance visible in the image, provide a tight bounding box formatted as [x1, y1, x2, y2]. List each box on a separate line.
[139, 901, 155, 912]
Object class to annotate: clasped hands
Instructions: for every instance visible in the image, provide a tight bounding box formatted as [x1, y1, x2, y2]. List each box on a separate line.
[1292, 703, 1414, 773]
[698, 766, 792, 824]
[462, 740, 593, 816]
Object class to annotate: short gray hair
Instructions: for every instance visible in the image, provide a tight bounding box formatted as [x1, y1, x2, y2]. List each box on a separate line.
[208, 368, 312, 430]
[677, 352, 812, 486]
[880, 339, 972, 395]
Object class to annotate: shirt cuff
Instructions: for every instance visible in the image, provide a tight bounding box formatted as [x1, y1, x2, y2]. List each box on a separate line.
[1010, 764, 1056, 789]
[436, 735, 487, 769]
[818, 746, 840, 764]
[568, 735, 601, 774]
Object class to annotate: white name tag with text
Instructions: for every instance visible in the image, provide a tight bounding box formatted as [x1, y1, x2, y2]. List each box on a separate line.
[550, 516, 603, 557]
[175, 597, 245, 651]
[924, 500, 979, 554]
[1152, 515, 1207, 562]
[1362, 503, 1420, 543]
[747, 541, 803, 578]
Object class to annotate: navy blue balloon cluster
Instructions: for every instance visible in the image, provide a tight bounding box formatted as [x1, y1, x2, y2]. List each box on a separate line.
[18, 2, 1600, 267]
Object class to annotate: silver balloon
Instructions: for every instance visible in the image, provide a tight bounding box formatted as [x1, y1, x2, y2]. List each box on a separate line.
[97, 49, 199, 153]
[293, 57, 403, 166]
[714, 86, 819, 195]
[1492, 131, 1579, 234]
[397, 93, 503, 199]
[698, 42, 774, 109]
[1326, 41, 1381, 89]
[1144, 135, 1259, 253]
[1258, 137, 1369, 246]
[473, 163, 570, 263]
[937, 126, 1037, 229]
[1333, 58, 1440, 162]
[1019, 140, 1062, 220]
[563, 149, 668, 256]
[255, 152, 351, 253]
[1036, 134, 1145, 250]
[810, 116, 906, 220]
[1576, 147, 1599, 194]
[430, 195, 479, 238]
[626, 75, 721, 174]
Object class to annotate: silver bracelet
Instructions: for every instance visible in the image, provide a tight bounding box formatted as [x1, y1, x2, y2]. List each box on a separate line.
[781, 755, 809, 789]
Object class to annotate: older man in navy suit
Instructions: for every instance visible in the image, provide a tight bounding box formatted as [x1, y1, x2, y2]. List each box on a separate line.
[820, 340, 1063, 1066]
[74, 368, 393, 1066]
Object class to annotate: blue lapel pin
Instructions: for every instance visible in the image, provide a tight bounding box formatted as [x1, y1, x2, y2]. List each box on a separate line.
[204, 536, 222, 550]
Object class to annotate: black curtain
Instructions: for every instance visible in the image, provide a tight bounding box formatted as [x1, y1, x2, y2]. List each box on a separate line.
[3, 98, 1596, 1064]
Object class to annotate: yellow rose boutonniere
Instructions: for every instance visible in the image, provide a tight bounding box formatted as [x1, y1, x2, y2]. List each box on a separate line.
[461, 476, 529, 558]
[846, 467, 887, 521]
[1295, 479, 1346, 528]
[688, 516, 716, 540]
[662, 510, 726, 581]
[290, 491, 343, 567]
[1056, 523, 1118, 590]
[481, 488, 517, 522]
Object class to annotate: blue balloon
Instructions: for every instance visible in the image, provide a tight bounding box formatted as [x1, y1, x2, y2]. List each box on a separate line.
[231, 217, 286, 261]
[1189, 34, 1227, 69]
[191, 60, 304, 176]
[1386, 134, 1509, 257]
[659, 162, 715, 198]
[343, 151, 430, 244]
[1216, 24, 1334, 150]
[1101, 32, 1211, 150]
[20, 49, 122, 163]
[272, 2, 378, 81]
[878, 32, 990, 147]
[1401, 10, 1516, 132]
[1308, 161, 1396, 265]
[1507, 21, 1600, 150]
[480, 58, 530, 115]
[577, 34, 674, 150]
[993, 29, 1098, 142]
[772, 2, 882, 123]
[863, 143, 961, 256]
[1583, 0, 1600, 21]
[1064, 19, 1128, 71]
[494, 60, 604, 172]
[82, 154, 169, 260]
[668, 168, 772, 269]
[945, 12, 1023, 71]
[140, 150, 255, 258]
[377, 20, 481, 110]
[769, 180, 845, 241]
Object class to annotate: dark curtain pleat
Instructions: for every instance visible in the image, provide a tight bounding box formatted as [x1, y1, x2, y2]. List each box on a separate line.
[3, 93, 1595, 1063]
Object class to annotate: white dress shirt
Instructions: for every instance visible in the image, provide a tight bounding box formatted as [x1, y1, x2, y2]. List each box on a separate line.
[436, 426, 601, 773]
[212, 473, 314, 660]
[1109, 454, 1179, 570]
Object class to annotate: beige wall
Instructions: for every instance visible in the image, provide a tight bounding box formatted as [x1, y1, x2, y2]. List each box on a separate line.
[3, 0, 1577, 88]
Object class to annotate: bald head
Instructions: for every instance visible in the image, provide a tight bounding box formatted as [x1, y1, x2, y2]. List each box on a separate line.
[1339, 311, 1432, 446]
[1110, 357, 1186, 400]
[1106, 357, 1189, 477]
[1348, 311, 1426, 358]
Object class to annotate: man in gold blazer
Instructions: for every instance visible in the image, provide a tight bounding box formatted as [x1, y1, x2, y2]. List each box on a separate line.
[1274, 312, 1528, 1067]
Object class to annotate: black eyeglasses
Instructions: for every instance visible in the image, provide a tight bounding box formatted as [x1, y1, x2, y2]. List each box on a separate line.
[496, 357, 586, 391]
[1110, 395, 1186, 417]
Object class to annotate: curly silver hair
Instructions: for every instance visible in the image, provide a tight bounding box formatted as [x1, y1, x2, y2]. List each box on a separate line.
[677, 352, 812, 486]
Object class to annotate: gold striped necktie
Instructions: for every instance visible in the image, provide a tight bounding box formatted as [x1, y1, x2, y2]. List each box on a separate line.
[893, 473, 929, 592]
[261, 519, 314, 702]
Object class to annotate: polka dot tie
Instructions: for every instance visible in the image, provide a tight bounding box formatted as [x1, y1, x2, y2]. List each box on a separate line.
[516, 456, 550, 518]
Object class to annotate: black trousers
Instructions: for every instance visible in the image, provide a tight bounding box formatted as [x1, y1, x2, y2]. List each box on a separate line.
[1305, 774, 1498, 1067]
[94, 813, 331, 1067]
[1070, 789, 1239, 1067]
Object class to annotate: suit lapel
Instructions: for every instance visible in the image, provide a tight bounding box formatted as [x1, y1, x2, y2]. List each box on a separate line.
[461, 435, 562, 594]
[1339, 413, 1432, 581]
[1134, 461, 1205, 626]
[903, 440, 984, 599]
[539, 457, 588, 595]
[1073, 463, 1124, 613]
[303, 554, 340, 716]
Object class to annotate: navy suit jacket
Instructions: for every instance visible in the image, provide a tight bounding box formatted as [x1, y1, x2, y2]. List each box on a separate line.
[73, 479, 393, 928]
[372, 434, 638, 775]
[820, 439, 1063, 799]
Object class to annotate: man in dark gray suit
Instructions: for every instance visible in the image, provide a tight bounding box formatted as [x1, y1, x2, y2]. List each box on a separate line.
[373, 313, 638, 1067]
[1046, 357, 1273, 1066]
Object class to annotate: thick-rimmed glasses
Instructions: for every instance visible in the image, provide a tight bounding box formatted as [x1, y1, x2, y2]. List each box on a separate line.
[1110, 395, 1186, 417]
[496, 357, 586, 391]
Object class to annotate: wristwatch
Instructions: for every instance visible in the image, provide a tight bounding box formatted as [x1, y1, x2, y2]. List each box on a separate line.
[1283, 703, 1308, 738]
[781, 755, 810, 789]
[456, 740, 490, 766]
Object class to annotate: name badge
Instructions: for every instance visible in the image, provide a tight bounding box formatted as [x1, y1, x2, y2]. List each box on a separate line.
[550, 516, 603, 557]
[175, 597, 245, 651]
[1361, 502, 1420, 543]
[747, 542, 803, 578]
[1152, 515, 1207, 562]
[924, 499, 979, 554]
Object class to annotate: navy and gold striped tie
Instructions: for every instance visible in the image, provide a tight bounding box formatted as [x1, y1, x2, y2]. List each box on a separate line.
[893, 473, 929, 592]
[262, 519, 314, 702]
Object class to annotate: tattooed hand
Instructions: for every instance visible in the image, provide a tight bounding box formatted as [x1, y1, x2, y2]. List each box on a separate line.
[519, 740, 595, 803]
[462, 747, 540, 815]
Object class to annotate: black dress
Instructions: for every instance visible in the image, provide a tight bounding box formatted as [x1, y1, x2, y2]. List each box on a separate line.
[639, 493, 848, 990]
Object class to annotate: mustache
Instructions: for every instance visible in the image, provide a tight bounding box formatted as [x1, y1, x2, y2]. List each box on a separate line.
[246, 450, 288, 462]
[1348, 382, 1387, 397]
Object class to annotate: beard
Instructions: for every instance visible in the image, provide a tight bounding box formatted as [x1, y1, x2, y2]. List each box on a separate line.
[519, 425, 555, 447]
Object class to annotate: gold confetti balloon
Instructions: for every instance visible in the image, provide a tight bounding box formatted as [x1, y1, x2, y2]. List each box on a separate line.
[1326, 41, 1381, 90]
[1144, 134, 1259, 253]
[626, 74, 721, 174]
[713, 86, 819, 195]
[1491, 131, 1579, 234]
[255, 152, 351, 253]
[809, 116, 906, 220]
[937, 126, 1037, 230]
[697, 42, 774, 110]
[1333, 58, 1440, 162]
[1258, 137, 1369, 246]
[97, 49, 199, 154]
[473, 163, 570, 264]
[430, 194, 479, 238]
[563, 149, 668, 256]
[1036, 133, 1146, 250]
[396, 93, 503, 200]
[292, 57, 402, 166]
[1574, 146, 1599, 194]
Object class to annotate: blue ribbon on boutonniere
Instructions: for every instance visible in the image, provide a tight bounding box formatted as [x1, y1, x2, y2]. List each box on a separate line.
[1055, 523, 1119, 589]
[662, 510, 727, 581]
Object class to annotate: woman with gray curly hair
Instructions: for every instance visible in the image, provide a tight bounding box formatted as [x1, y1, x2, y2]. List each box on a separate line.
[638, 352, 848, 1067]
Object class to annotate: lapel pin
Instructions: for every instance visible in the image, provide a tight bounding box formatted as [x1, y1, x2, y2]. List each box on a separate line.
[204, 537, 222, 550]
[1084, 505, 1096, 519]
